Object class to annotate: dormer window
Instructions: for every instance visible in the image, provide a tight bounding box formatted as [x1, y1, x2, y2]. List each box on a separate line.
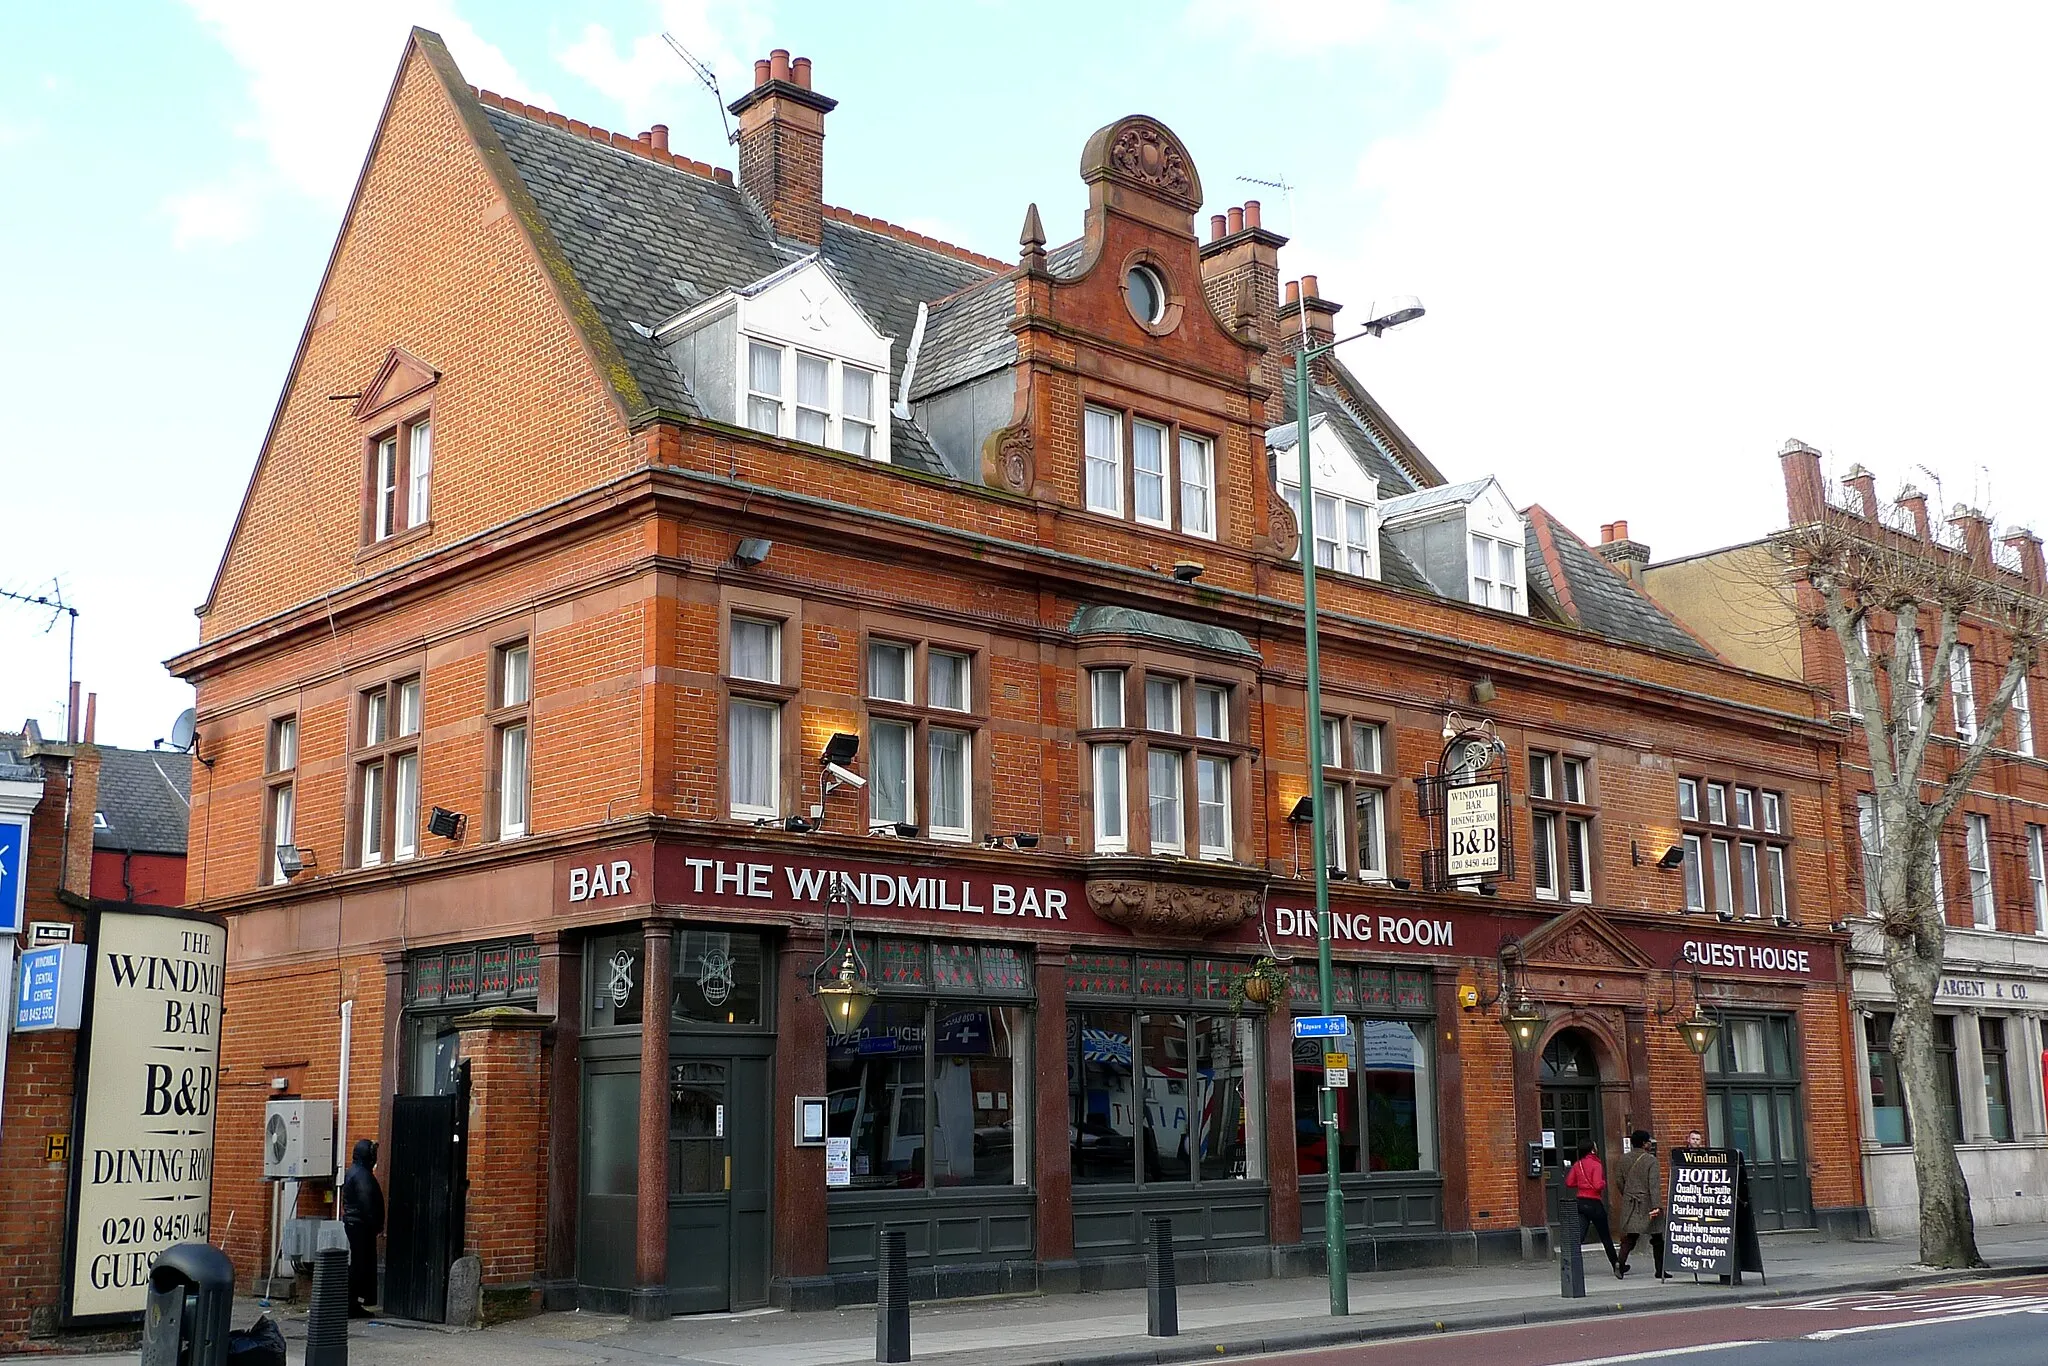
[1470, 533, 1521, 612]
[745, 338, 880, 456]
[1279, 484, 1378, 579]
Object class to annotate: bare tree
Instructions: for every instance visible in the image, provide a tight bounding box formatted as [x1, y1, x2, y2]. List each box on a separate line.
[1779, 506, 2046, 1268]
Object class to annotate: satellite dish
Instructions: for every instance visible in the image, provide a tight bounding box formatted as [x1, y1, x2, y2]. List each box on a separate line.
[169, 708, 197, 752]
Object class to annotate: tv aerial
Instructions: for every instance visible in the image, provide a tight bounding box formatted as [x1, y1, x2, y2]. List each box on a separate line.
[662, 33, 738, 145]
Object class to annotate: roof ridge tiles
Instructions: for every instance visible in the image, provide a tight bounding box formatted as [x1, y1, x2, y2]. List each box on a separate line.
[472, 86, 733, 185]
[822, 204, 1007, 273]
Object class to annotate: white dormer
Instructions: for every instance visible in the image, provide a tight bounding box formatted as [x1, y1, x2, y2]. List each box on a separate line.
[1378, 477, 1527, 615]
[1267, 413, 1381, 580]
[657, 256, 893, 463]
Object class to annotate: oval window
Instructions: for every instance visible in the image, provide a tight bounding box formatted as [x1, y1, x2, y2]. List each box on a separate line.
[1126, 265, 1166, 324]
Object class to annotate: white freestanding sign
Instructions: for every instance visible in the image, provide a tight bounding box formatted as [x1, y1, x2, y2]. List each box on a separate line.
[64, 909, 228, 1324]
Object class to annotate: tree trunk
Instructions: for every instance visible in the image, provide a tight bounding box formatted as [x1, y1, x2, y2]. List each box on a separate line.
[1882, 832, 1983, 1268]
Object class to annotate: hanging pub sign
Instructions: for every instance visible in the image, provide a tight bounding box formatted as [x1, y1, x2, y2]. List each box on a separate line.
[62, 907, 228, 1325]
[1443, 781, 1503, 878]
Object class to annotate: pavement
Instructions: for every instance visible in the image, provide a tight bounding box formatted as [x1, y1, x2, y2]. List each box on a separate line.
[22, 1222, 2048, 1366]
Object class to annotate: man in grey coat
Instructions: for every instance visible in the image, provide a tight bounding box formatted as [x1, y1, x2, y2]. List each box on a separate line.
[1617, 1129, 1666, 1279]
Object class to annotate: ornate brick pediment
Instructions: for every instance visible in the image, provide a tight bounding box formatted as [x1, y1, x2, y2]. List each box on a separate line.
[1084, 864, 1262, 937]
[1079, 116, 1203, 212]
[1519, 906, 1656, 972]
[352, 345, 440, 421]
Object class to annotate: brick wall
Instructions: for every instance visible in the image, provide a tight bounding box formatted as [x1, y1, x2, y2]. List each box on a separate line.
[454, 1014, 549, 1296]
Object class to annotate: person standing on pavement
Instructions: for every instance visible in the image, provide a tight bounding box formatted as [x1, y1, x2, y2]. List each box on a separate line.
[1617, 1130, 1667, 1279]
[341, 1138, 385, 1317]
[1564, 1141, 1622, 1276]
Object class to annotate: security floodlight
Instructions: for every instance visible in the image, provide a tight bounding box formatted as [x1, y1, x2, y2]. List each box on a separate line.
[1172, 560, 1205, 583]
[1657, 844, 1686, 870]
[734, 538, 773, 567]
[1716, 909, 1736, 924]
[784, 815, 816, 833]
[428, 807, 464, 840]
[1288, 796, 1316, 824]
[275, 844, 313, 879]
[1014, 833, 1040, 849]
[821, 732, 860, 766]
[1365, 296, 1425, 332]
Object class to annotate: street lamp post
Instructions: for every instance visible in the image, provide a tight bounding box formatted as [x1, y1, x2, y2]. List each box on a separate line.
[1289, 296, 1423, 1317]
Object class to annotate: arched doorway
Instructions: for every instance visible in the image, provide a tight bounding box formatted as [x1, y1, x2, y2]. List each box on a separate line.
[1539, 1030, 1603, 1229]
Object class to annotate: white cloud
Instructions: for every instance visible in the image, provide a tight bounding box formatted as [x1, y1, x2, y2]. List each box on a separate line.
[181, 0, 546, 207]
[161, 182, 260, 248]
[1306, 3, 2048, 558]
[555, 1, 772, 143]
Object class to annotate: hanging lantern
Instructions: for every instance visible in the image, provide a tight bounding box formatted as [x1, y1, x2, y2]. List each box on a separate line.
[1677, 1005, 1722, 1059]
[810, 875, 877, 1033]
[1503, 997, 1546, 1053]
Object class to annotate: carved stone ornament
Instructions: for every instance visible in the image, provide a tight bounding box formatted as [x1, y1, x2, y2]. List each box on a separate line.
[1541, 925, 1631, 969]
[982, 424, 1035, 494]
[1079, 116, 1204, 211]
[1111, 123, 1193, 199]
[1267, 489, 1302, 561]
[1084, 873, 1261, 937]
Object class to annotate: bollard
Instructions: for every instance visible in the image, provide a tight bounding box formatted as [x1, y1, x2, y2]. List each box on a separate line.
[875, 1228, 910, 1364]
[306, 1246, 350, 1366]
[1558, 1196, 1585, 1300]
[140, 1242, 236, 1366]
[1146, 1217, 1178, 1337]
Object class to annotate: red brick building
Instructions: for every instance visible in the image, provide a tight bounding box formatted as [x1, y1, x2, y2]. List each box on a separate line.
[171, 29, 1866, 1319]
[1649, 445, 2048, 1235]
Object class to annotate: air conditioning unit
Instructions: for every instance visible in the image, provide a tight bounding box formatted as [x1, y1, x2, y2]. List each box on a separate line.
[263, 1099, 334, 1179]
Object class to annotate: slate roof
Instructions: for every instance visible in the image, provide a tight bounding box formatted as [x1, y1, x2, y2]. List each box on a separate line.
[1379, 478, 1495, 523]
[1264, 414, 1434, 594]
[909, 239, 1085, 402]
[93, 747, 192, 855]
[1272, 380, 1422, 498]
[0, 733, 39, 784]
[480, 104, 992, 477]
[1523, 507, 1714, 659]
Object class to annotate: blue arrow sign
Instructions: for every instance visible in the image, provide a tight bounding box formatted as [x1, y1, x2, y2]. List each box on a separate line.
[1292, 1014, 1351, 1039]
[0, 815, 27, 935]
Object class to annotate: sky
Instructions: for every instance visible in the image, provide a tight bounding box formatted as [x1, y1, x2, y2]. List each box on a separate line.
[3, 1, 2046, 746]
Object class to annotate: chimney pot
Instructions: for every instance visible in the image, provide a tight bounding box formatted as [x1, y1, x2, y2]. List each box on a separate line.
[1301, 273, 1320, 299]
[1610, 519, 1629, 542]
[1227, 206, 1244, 235]
[637, 130, 652, 148]
[1210, 213, 1227, 242]
[754, 58, 771, 85]
[792, 56, 812, 88]
[83, 691, 96, 744]
[769, 49, 791, 82]
[1285, 279, 1301, 306]
[650, 123, 669, 153]
[1244, 199, 1262, 228]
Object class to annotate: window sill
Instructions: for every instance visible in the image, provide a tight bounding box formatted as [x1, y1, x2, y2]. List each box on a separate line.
[356, 520, 434, 564]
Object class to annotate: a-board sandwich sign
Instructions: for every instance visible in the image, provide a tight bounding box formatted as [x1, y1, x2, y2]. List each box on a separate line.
[61, 907, 228, 1325]
[1664, 1146, 1764, 1281]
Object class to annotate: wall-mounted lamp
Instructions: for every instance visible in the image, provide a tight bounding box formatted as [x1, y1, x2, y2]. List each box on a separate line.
[275, 844, 315, 879]
[810, 877, 876, 1033]
[1655, 961, 1724, 1059]
[1469, 677, 1497, 706]
[734, 537, 773, 567]
[1473, 938, 1546, 1053]
[1171, 560, 1205, 583]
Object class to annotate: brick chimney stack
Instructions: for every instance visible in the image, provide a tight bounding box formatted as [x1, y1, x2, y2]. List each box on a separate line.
[1842, 463, 1878, 521]
[1949, 505, 1993, 571]
[1895, 484, 1931, 541]
[1278, 274, 1342, 351]
[728, 49, 837, 247]
[2001, 529, 2046, 592]
[1596, 520, 1651, 583]
[1198, 199, 1288, 409]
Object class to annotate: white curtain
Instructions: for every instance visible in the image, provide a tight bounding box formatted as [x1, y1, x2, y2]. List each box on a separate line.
[870, 720, 911, 824]
[728, 703, 776, 813]
[929, 728, 968, 833]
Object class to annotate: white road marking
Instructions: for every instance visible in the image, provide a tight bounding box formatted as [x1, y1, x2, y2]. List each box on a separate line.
[1803, 1300, 2048, 1339]
[1540, 1343, 1767, 1366]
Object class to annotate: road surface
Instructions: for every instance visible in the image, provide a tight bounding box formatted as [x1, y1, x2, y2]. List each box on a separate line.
[1259, 1275, 2048, 1365]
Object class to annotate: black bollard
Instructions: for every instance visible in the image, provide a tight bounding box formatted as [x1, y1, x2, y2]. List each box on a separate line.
[1146, 1217, 1178, 1337]
[875, 1229, 910, 1364]
[306, 1246, 350, 1366]
[1559, 1197, 1585, 1300]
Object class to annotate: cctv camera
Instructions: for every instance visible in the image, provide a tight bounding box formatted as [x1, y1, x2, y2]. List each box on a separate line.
[824, 761, 866, 789]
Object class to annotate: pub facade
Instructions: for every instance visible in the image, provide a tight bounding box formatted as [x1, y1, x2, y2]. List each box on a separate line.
[172, 31, 1865, 1318]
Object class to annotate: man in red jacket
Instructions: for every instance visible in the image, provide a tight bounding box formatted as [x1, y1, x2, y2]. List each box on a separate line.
[1564, 1142, 1622, 1277]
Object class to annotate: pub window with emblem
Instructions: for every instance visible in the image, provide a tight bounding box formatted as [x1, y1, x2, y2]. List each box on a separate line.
[825, 937, 1033, 1190]
[1678, 776, 1791, 921]
[1065, 953, 1263, 1187]
[583, 929, 771, 1031]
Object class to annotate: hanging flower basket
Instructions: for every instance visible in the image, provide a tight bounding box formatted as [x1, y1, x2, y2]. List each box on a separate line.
[1230, 956, 1291, 1013]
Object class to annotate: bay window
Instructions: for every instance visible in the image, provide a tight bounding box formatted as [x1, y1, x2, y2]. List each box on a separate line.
[1084, 666, 1239, 860]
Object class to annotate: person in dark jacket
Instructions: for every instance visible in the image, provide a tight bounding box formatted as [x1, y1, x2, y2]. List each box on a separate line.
[340, 1139, 385, 1316]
